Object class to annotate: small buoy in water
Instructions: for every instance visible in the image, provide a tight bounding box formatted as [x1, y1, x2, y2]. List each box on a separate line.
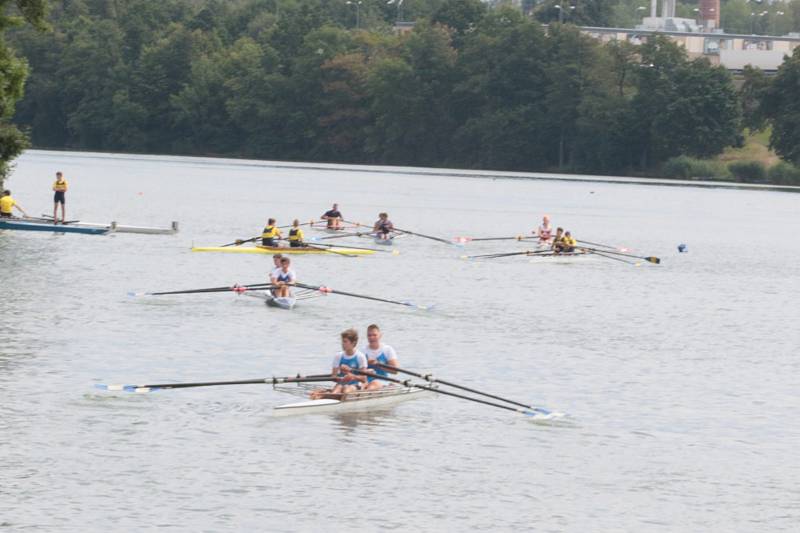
[678, 244, 688, 253]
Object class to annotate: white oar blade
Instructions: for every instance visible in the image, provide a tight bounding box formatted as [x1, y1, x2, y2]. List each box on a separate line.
[95, 383, 155, 393]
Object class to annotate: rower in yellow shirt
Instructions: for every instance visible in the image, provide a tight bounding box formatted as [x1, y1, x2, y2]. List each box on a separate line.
[554, 230, 577, 254]
[52, 171, 68, 223]
[0, 190, 27, 218]
[261, 218, 282, 247]
[287, 219, 305, 248]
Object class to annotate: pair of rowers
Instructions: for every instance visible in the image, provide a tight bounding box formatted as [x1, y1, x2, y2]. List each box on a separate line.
[310, 325, 399, 399]
[269, 253, 297, 298]
[261, 218, 305, 248]
[534, 215, 578, 253]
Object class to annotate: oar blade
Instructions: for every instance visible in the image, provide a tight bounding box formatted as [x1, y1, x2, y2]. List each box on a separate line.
[646, 256, 661, 264]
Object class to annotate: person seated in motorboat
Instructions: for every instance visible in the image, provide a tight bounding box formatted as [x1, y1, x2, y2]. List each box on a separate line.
[535, 215, 553, 244]
[321, 203, 343, 230]
[373, 212, 394, 241]
[270, 257, 296, 298]
[362, 324, 399, 391]
[310, 328, 368, 399]
[287, 219, 305, 248]
[0, 190, 27, 218]
[261, 218, 281, 246]
[554, 231, 577, 254]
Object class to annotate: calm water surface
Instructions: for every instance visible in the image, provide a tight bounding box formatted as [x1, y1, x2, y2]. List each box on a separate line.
[1, 151, 798, 531]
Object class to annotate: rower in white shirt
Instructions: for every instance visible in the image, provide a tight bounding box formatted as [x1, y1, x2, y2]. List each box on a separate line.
[310, 329, 368, 399]
[270, 257, 297, 298]
[362, 324, 399, 391]
[535, 215, 553, 244]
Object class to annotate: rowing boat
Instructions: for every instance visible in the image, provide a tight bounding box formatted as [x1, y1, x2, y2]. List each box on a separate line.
[241, 289, 297, 310]
[272, 383, 431, 416]
[0, 218, 110, 235]
[191, 245, 375, 255]
[373, 236, 394, 246]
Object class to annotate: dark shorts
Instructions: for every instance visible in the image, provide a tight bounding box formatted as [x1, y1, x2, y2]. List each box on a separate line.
[0, 212, 11, 218]
[54, 191, 66, 204]
[289, 241, 303, 248]
[262, 238, 276, 247]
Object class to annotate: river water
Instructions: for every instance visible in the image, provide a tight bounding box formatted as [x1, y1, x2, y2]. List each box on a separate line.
[1, 150, 798, 531]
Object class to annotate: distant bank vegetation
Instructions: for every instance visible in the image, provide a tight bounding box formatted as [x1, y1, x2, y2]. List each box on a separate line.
[3, 0, 800, 186]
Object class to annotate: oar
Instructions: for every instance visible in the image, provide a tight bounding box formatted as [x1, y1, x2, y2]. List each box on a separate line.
[308, 231, 373, 241]
[376, 364, 553, 415]
[305, 241, 399, 255]
[95, 374, 333, 393]
[582, 249, 639, 265]
[460, 249, 552, 260]
[129, 282, 273, 297]
[294, 282, 432, 310]
[454, 235, 539, 243]
[580, 246, 660, 264]
[352, 371, 552, 418]
[393, 227, 453, 245]
[300, 242, 358, 258]
[220, 236, 260, 247]
[576, 239, 631, 252]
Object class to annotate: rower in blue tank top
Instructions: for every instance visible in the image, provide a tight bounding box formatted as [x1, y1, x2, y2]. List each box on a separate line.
[329, 329, 368, 396]
[363, 324, 399, 391]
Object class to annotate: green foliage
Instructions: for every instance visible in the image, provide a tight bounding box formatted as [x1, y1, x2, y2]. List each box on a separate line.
[762, 47, 800, 166]
[728, 160, 767, 182]
[739, 65, 770, 133]
[662, 156, 729, 180]
[534, 0, 616, 27]
[0, 0, 47, 185]
[767, 162, 800, 185]
[5, 0, 751, 178]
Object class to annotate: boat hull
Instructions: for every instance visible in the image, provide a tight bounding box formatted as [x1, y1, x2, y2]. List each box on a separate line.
[191, 245, 374, 255]
[0, 218, 109, 235]
[273, 386, 429, 416]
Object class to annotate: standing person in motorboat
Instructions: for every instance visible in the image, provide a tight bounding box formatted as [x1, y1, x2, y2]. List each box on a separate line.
[0, 190, 27, 218]
[362, 324, 399, 391]
[554, 230, 577, 254]
[310, 328, 368, 399]
[52, 171, 68, 224]
[270, 257, 297, 298]
[373, 212, 394, 241]
[321, 203, 343, 230]
[535, 215, 553, 245]
[287, 219, 305, 248]
[261, 218, 281, 247]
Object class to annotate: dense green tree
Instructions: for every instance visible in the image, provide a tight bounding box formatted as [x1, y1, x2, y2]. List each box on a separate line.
[452, 8, 550, 170]
[1, 0, 47, 185]
[738, 65, 770, 132]
[431, 0, 486, 48]
[762, 47, 800, 165]
[627, 36, 740, 167]
[534, 0, 616, 27]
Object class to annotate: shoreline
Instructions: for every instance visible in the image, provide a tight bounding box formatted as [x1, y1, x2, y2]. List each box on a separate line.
[20, 148, 800, 193]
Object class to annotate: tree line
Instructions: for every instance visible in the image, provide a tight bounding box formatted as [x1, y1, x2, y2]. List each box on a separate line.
[3, 0, 800, 185]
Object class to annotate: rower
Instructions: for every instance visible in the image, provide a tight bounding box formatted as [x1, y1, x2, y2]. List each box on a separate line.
[270, 257, 296, 298]
[373, 212, 394, 241]
[261, 218, 281, 247]
[362, 324, 399, 391]
[287, 219, 305, 248]
[554, 230, 577, 254]
[321, 203, 343, 230]
[52, 171, 68, 224]
[536, 215, 553, 244]
[550, 227, 564, 252]
[310, 329, 367, 399]
[0, 190, 27, 218]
